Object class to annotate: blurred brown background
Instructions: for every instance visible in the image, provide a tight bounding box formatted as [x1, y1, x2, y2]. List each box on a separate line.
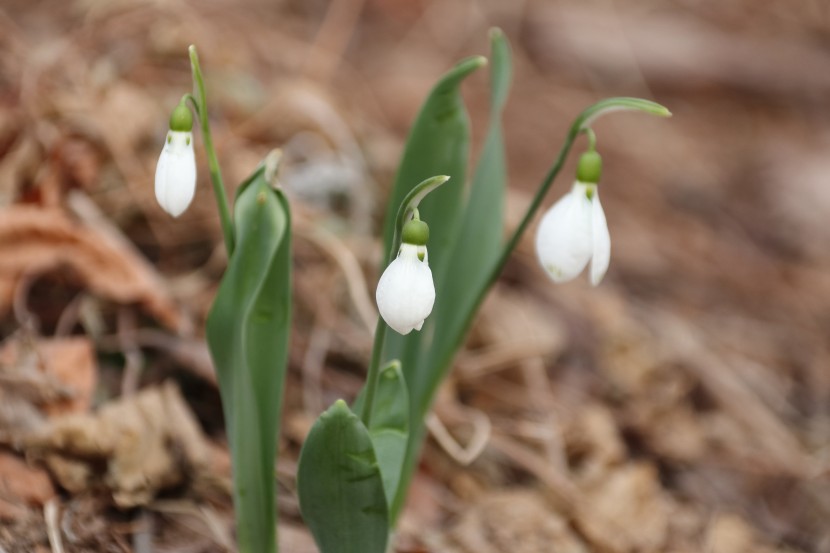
[1, 0, 830, 551]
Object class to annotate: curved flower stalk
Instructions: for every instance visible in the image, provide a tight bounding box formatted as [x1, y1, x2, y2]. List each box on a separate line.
[536, 146, 610, 285]
[376, 218, 435, 335]
[155, 102, 196, 217]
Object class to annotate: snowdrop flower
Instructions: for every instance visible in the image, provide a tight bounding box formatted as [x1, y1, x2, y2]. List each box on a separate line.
[376, 218, 435, 335]
[155, 103, 196, 217]
[535, 149, 610, 286]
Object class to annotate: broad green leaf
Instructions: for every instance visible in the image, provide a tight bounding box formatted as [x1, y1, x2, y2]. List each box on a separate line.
[381, 55, 486, 269]
[205, 161, 291, 553]
[298, 400, 389, 553]
[427, 28, 512, 397]
[367, 362, 409, 508]
[390, 30, 513, 523]
[380, 56, 486, 382]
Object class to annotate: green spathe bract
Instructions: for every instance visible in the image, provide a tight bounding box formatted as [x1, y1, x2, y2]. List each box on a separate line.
[205, 159, 291, 553]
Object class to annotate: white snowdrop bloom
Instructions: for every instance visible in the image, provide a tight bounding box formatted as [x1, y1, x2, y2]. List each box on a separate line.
[535, 180, 610, 286]
[155, 130, 197, 217]
[376, 242, 436, 335]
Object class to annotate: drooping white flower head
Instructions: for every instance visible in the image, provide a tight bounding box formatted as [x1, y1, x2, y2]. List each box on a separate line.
[535, 149, 610, 286]
[155, 103, 196, 218]
[376, 219, 436, 335]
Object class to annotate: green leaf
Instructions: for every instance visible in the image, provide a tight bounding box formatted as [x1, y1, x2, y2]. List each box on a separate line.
[427, 27, 512, 397]
[381, 55, 486, 266]
[298, 400, 389, 553]
[389, 30, 513, 523]
[205, 160, 291, 553]
[367, 362, 409, 508]
[380, 55, 486, 379]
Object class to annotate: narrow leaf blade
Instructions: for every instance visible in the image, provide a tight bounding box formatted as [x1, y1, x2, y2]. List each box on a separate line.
[206, 165, 291, 553]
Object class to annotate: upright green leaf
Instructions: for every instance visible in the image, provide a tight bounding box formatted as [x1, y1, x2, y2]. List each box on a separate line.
[298, 400, 389, 553]
[381, 55, 486, 270]
[390, 29, 512, 523]
[426, 28, 512, 398]
[205, 163, 291, 553]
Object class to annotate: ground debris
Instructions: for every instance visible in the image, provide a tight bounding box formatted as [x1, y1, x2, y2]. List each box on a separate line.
[449, 490, 588, 553]
[0, 451, 55, 520]
[0, 336, 97, 418]
[0, 204, 184, 331]
[23, 382, 216, 508]
[574, 462, 670, 553]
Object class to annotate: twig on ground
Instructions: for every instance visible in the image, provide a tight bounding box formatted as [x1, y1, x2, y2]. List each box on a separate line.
[428, 406, 492, 466]
[118, 307, 144, 397]
[45, 498, 65, 553]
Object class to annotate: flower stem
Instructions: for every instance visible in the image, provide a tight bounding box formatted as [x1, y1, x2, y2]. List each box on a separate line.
[361, 319, 387, 427]
[584, 127, 597, 151]
[362, 175, 450, 427]
[431, 97, 671, 392]
[188, 45, 235, 256]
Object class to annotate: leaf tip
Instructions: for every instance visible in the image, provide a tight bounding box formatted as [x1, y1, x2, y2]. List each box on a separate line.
[488, 27, 504, 40]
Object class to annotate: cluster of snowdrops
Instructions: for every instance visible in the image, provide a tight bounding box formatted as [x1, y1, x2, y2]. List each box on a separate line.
[151, 35, 669, 553]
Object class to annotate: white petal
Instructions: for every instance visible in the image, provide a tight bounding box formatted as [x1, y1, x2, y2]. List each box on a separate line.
[535, 182, 593, 282]
[155, 131, 196, 217]
[589, 192, 611, 286]
[376, 244, 436, 335]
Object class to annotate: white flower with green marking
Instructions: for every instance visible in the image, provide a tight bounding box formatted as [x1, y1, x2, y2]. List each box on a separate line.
[155, 103, 196, 218]
[535, 149, 610, 286]
[376, 219, 435, 335]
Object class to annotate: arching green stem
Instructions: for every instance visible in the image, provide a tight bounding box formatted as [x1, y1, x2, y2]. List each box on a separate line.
[427, 98, 670, 402]
[583, 126, 597, 151]
[189, 45, 235, 255]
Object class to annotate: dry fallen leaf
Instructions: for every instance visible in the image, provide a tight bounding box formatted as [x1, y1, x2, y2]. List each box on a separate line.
[0, 337, 97, 416]
[0, 451, 55, 520]
[0, 204, 184, 331]
[450, 490, 588, 553]
[704, 513, 761, 553]
[23, 382, 213, 508]
[575, 463, 670, 553]
[568, 403, 627, 481]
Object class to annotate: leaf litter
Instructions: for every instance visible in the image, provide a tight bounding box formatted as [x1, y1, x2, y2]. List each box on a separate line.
[1, 0, 830, 551]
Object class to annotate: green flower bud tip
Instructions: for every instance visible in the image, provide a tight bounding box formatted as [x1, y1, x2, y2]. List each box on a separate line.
[169, 103, 193, 132]
[402, 219, 429, 246]
[576, 150, 602, 184]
